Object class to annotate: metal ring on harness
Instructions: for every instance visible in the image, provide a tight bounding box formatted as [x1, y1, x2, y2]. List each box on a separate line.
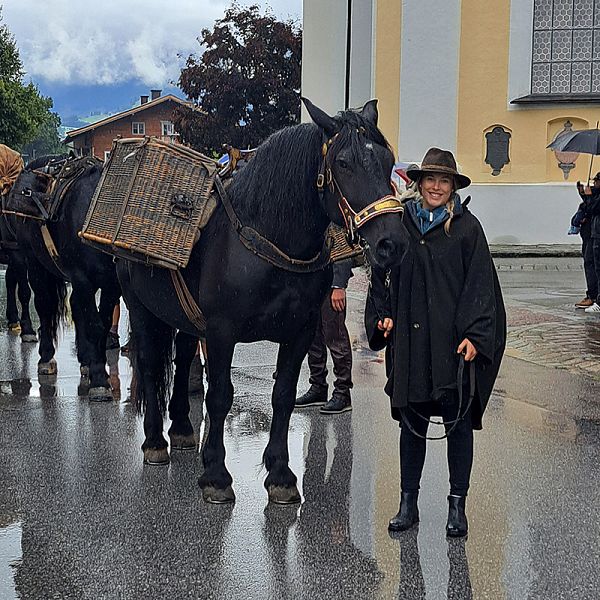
[400, 357, 476, 441]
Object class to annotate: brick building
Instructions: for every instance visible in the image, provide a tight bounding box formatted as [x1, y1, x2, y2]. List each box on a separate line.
[64, 90, 196, 160]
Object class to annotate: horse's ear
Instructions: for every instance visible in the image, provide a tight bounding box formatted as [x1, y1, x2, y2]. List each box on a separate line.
[360, 99, 379, 127]
[301, 97, 337, 136]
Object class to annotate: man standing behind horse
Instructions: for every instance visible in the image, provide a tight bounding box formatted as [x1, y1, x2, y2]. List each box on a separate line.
[295, 258, 354, 414]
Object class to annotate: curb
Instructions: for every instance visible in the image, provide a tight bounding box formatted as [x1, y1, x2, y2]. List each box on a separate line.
[490, 244, 581, 258]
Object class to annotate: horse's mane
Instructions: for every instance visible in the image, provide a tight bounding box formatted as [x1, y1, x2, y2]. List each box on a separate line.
[230, 122, 323, 234]
[25, 154, 70, 171]
[229, 107, 391, 250]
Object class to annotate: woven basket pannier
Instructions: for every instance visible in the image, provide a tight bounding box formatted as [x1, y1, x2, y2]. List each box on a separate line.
[80, 137, 218, 270]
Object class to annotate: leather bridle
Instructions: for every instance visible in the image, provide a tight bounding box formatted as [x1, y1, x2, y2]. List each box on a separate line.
[316, 131, 404, 246]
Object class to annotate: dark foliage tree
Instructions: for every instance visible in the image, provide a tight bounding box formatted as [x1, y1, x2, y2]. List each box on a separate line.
[175, 3, 301, 156]
[0, 7, 61, 150]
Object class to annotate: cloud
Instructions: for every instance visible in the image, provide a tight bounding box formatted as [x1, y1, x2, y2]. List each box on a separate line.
[2, 0, 301, 86]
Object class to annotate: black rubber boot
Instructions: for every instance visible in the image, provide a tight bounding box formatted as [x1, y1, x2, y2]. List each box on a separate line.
[388, 492, 419, 532]
[295, 385, 328, 408]
[446, 495, 468, 538]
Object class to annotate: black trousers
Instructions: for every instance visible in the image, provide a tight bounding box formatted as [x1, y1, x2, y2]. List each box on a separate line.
[400, 395, 473, 497]
[307, 295, 353, 397]
[582, 232, 598, 300]
[592, 237, 600, 303]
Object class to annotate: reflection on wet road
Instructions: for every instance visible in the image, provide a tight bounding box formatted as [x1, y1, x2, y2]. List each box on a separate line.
[0, 261, 598, 599]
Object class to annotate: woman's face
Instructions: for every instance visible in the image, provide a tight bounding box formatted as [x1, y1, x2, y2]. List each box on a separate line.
[420, 172, 453, 210]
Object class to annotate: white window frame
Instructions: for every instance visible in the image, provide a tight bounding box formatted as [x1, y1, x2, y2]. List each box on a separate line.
[161, 121, 175, 136]
[132, 122, 145, 135]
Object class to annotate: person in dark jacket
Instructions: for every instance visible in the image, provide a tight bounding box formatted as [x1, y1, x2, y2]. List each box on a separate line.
[365, 148, 506, 537]
[581, 173, 600, 313]
[295, 259, 354, 414]
[573, 177, 598, 309]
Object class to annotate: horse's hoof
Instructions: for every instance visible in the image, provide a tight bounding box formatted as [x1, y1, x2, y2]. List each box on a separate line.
[38, 359, 57, 375]
[170, 433, 198, 451]
[202, 485, 235, 504]
[143, 448, 170, 465]
[7, 322, 21, 333]
[21, 333, 38, 343]
[88, 386, 113, 402]
[268, 485, 301, 505]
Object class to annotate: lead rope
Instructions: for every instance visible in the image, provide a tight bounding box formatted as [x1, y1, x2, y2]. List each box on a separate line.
[400, 357, 476, 441]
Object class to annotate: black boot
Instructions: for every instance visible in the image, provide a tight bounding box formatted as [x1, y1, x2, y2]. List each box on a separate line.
[295, 384, 328, 409]
[446, 495, 468, 537]
[388, 492, 419, 532]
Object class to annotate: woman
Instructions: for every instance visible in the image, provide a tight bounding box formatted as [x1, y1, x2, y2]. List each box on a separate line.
[366, 148, 506, 537]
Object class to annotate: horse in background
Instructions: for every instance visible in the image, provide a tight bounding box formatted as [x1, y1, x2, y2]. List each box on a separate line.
[5, 155, 121, 399]
[118, 98, 410, 504]
[0, 144, 37, 342]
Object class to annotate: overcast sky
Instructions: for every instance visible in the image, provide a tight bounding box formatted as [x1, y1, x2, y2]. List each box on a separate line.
[2, 0, 302, 87]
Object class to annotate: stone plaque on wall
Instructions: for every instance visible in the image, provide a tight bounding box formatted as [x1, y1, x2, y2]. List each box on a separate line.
[485, 126, 511, 176]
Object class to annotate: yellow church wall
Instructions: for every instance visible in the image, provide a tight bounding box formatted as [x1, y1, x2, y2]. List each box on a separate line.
[457, 0, 600, 184]
[373, 0, 401, 155]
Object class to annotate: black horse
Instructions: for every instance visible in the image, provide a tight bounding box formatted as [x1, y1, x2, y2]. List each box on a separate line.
[0, 211, 37, 342]
[118, 99, 410, 503]
[6, 156, 121, 398]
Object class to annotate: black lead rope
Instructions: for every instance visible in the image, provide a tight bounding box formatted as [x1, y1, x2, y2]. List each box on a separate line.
[400, 357, 476, 441]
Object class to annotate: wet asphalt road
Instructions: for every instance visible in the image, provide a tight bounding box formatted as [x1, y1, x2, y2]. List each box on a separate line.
[0, 259, 599, 600]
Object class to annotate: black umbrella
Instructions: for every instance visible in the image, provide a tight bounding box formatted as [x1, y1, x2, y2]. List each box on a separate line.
[547, 121, 600, 181]
[547, 127, 600, 154]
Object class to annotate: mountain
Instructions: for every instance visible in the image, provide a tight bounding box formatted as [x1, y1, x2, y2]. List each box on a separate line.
[33, 79, 184, 125]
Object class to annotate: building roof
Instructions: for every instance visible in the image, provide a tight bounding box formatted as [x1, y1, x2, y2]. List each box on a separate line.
[64, 94, 198, 141]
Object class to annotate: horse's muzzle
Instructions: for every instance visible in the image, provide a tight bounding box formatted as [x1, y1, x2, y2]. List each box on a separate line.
[374, 238, 398, 266]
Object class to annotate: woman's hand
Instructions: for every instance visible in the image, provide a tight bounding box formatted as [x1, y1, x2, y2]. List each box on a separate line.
[377, 317, 394, 338]
[457, 338, 478, 361]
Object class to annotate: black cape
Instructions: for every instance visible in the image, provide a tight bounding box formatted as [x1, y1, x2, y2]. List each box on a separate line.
[365, 199, 506, 429]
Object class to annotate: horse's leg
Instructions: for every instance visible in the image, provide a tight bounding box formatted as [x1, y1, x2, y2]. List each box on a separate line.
[263, 328, 316, 504]
[27, 257, 63, 375]
[70, 281, 111, 400]
[69, 283, 93, 379]
[5, 261, 19, 330]
[199, 321, 236, 504]
[168, 331, 199, 451]
[122, 287, 175, 464]
[13, 253, 37, 342]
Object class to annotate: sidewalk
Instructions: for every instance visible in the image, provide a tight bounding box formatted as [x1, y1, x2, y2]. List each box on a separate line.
[490, 243, 580, 257]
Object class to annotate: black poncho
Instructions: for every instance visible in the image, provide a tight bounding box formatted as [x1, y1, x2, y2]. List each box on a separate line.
[365, 198, 506, 429]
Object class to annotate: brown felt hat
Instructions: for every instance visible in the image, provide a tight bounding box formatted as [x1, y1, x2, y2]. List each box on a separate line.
[406, 147, 471, 190]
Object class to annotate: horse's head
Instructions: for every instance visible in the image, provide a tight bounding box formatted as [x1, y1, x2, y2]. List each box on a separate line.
[4, 168, 53, 220]
[303, 97, 409, 269]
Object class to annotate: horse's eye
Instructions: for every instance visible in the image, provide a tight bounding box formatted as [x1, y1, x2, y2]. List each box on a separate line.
[336, 159, 350, 170]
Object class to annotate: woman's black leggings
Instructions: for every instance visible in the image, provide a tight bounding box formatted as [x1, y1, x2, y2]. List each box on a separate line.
[400, 396, 473, 496]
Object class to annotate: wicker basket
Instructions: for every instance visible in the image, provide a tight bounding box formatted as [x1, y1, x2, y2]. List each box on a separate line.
[327, 223, 365, 265]
[80, 137, 218, 270]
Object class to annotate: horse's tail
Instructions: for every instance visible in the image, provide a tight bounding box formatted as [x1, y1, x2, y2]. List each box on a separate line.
[50, 277, 69, 341]
[129, 328, 176, 415]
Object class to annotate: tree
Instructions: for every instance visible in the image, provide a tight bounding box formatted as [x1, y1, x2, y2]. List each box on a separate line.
[0, 7, 61, 150]
[175, 3, 302, 156]
[21, 111, 67, 159]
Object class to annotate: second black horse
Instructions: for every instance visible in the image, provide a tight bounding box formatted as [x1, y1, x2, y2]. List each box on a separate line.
[6, 156, 121, 398]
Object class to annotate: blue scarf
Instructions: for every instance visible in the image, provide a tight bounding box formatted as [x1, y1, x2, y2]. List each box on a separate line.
[415, 203, 448, 235]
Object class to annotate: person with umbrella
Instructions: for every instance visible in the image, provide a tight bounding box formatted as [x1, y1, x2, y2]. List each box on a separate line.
[548, 126, 600, 313]
[580, 173, 600, 313]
